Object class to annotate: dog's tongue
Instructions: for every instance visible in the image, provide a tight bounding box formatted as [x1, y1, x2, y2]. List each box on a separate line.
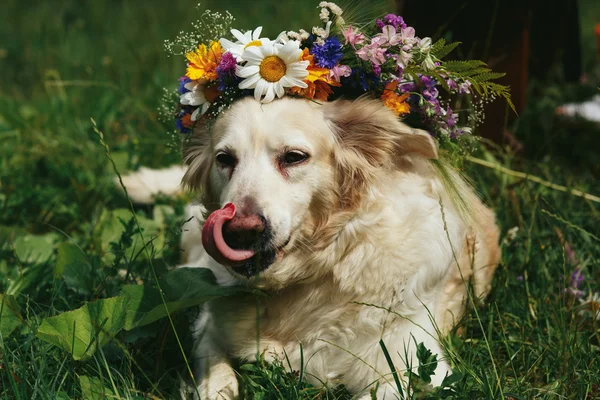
[202, 203, 256, 267]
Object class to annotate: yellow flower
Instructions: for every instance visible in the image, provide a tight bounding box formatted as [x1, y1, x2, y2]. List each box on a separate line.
[381, 81, 410, 116]
[186, 41, 223, 81]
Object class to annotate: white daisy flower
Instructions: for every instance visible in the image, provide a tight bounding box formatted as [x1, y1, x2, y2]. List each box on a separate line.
[180, 80, 210, 121]
[578, 292, 600, 321]
[220, 26, 268, 61]
[236, 40, 309, 104]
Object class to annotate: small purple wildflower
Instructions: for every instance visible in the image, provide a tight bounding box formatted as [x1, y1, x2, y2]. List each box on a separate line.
[571, 268, 584, 290]
[375, 19, 385, 30]
[311, 36, 343, 69]
[398, 81, 417, 93]
[217, 52, 237, 77]
[216, 52, 238, 91]
[459, 80, 472, 94]
[516, 275, 524, 282]
[372, 63, 381, 76]
[446, 79, 457, 91]
[446, 106, 458, 128]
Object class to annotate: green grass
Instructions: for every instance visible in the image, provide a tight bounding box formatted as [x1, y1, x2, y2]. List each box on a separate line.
[1, 0, 599, 399]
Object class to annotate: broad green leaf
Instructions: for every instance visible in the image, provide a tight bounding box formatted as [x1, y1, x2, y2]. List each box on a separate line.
[0, 294, 22, 338]
[36, 295, 129, 360]
[79, 375, 115, 400]
[12, 232, 60, 264]
[55, 242, 93, 295]
[123, 267, 253, 329]
[93, 208, 165, 263]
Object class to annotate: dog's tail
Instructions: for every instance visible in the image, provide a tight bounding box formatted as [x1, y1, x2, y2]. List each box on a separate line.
[115, 165, 187, 204]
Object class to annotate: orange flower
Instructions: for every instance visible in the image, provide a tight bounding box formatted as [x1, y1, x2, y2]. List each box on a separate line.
[381, 81, 410, 116]
[289, 48, 339, 101]
[180, 113, 194, 128]
[186, 41, 223, 81]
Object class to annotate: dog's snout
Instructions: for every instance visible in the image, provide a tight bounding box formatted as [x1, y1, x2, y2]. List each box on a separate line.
[224, 214, 265, 234]
[222, 213, 267, 251]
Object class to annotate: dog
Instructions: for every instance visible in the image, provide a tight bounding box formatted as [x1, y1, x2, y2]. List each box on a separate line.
[121, 96, 500, 399]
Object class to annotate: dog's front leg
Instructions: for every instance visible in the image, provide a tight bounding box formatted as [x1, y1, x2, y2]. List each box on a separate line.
[192, 305, 239, 400]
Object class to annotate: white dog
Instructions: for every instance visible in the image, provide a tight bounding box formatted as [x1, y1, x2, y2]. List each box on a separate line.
[121, 96, 499, 399]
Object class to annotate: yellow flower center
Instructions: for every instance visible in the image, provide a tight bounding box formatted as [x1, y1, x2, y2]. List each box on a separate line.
[244, 40, 262, 49]
[259, 56, 287, 83]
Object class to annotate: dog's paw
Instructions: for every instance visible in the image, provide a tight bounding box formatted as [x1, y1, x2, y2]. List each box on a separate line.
[194, 362, 239, 400]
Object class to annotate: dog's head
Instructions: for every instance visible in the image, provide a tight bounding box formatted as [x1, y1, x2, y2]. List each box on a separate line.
[182, 96, 437, 280]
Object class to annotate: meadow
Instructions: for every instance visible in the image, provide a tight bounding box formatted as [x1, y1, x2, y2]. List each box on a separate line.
[1, 0, 599, 398]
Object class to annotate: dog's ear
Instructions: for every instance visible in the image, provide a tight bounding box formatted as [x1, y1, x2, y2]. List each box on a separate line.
[181, 121, 215, 199]
[322, 97, 438, 208]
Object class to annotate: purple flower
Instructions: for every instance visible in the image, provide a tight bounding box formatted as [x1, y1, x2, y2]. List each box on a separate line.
[459, 80, 472, 94]
[311, 36, 343, 69]
[446, 106, 458, 128]
[571, 268, 584, 289]
[446, 79, 457, 91]
[398, 81, 417, 93]
[217, 52, 237, 77]
[376, 14, 407, 31]
[516, 275, 524, 281]
[419, 75, 439, 101]
[178, 76, 191, 94]
[216, 52, 238, 91]
[372, 63, 381, 76]
[383, 14, 407, 30]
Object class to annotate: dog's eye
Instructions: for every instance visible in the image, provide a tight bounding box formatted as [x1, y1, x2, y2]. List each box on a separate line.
[282, 151, 309, 166]
[216, 152, 237, 168]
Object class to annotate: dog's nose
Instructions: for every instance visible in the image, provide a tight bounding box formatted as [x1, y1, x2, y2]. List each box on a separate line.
[224, 214, 265, 233]
[223, 214, 265, 250]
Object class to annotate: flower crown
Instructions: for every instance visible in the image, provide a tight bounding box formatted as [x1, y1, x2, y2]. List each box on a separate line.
[166, 2, 512, 156]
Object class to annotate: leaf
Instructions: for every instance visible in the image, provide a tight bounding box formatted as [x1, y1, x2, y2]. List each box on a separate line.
[12, 232, 60, 264]
[93, 208, 165, 263]
[433, 41, 461, 60]
[55, 242, 93, 295]
[36, 295, 129, 360]
[79, 375, 115, 400]
[0, 294, 22, 338]
[36, 267, 254, 359]
[415, 341, 438, 384]
[123, 267, 253, 329]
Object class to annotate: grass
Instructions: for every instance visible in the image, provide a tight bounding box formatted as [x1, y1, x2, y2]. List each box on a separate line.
[1, 0, 599, 399]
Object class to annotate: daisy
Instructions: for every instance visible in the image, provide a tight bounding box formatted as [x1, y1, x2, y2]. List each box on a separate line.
[579, 292, 600, 321]
[220, 27, 267, 61]
[236, 40, 309, 103]
[180, 80, 215, 120]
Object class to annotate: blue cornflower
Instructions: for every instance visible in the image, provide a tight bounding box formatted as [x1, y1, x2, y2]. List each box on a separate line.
[311, 37, 343, 69]
[178, 76, 192, 94]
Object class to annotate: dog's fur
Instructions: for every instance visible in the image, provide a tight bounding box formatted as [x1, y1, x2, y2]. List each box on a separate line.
[121, 96, 499, 399]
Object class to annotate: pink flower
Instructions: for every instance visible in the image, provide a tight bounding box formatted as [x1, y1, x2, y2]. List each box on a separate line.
[375, 25, 402, 46]
[356, 41, 387, 65]
[400, 27, 418, 46]
[342, 25, 365, 47]
[329, 65, 352, 82]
